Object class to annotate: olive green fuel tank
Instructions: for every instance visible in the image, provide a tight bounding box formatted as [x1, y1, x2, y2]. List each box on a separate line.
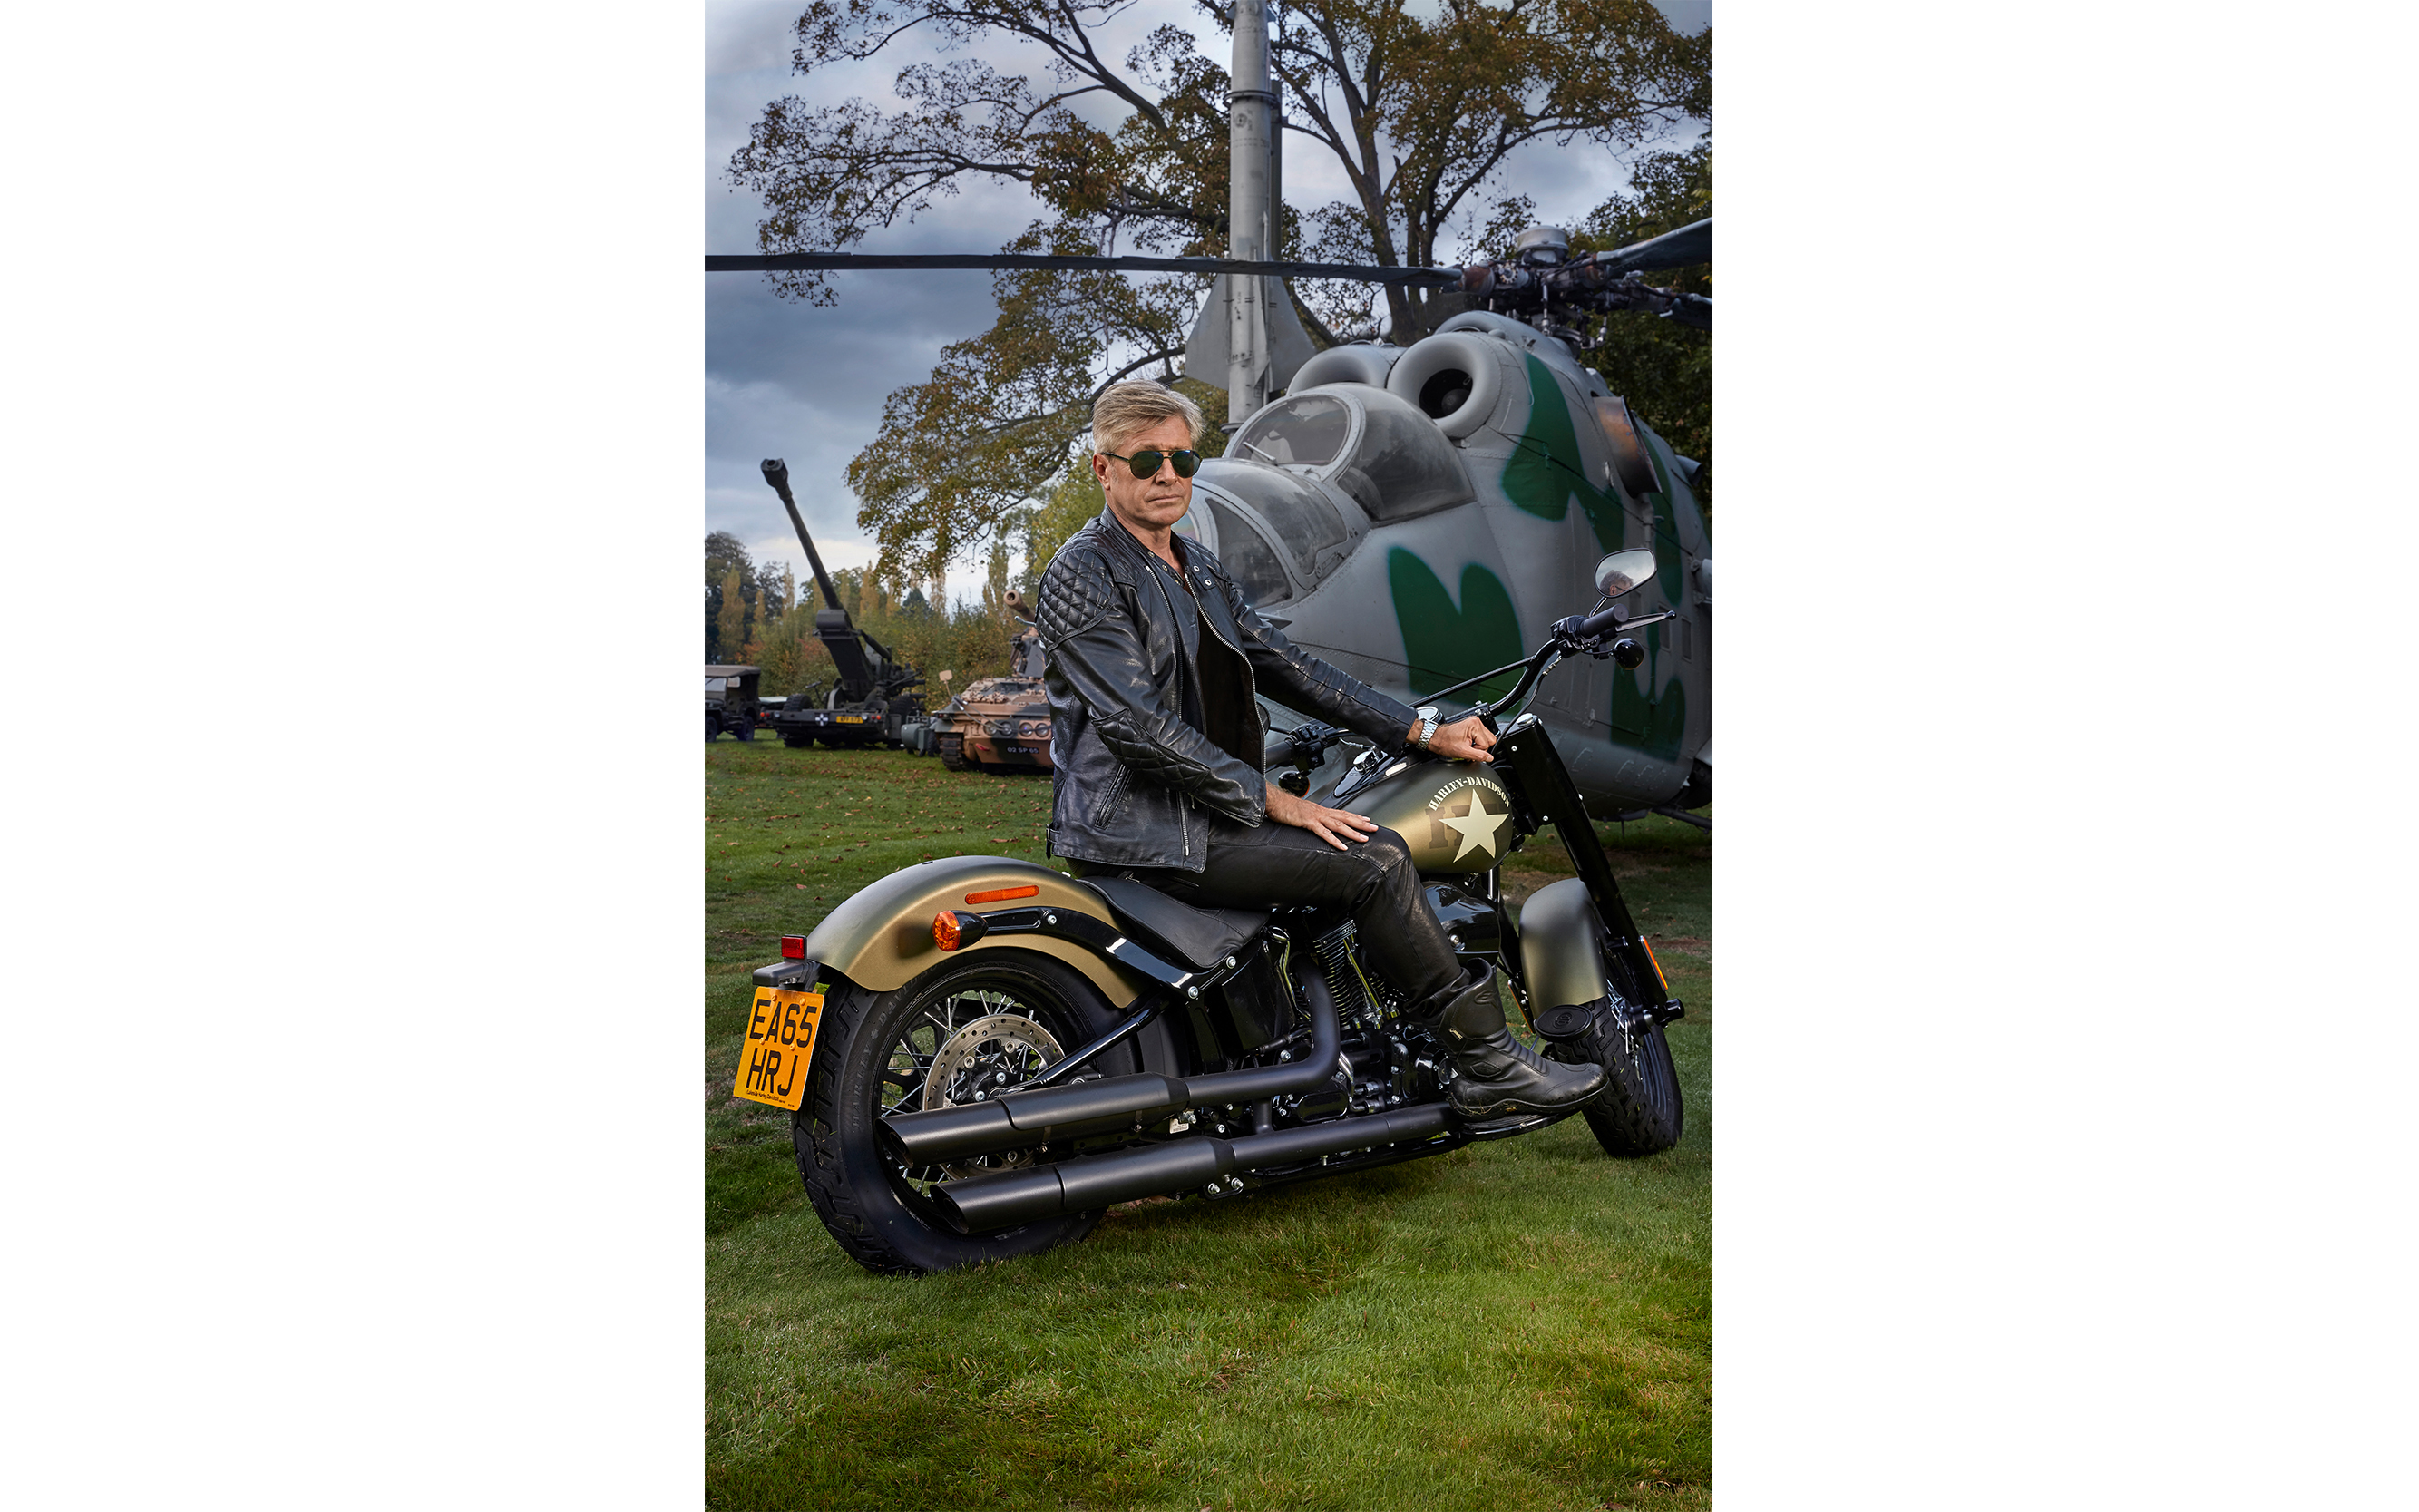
[1334, 760, 1518, 875]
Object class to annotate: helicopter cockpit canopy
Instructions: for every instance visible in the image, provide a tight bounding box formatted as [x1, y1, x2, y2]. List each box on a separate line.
[1229, 385, 1475, 525]
[1182, 464, 1337, 608]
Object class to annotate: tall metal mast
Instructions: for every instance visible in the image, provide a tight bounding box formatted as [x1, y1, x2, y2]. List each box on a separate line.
[1226, 0, 1274, 416]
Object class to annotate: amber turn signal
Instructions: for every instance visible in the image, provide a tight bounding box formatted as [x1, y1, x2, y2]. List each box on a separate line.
[933, 911, 989, 951]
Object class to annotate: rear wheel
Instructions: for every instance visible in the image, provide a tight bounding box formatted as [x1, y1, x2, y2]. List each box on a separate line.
[706, 715, 718, 741]
[793, 951, 1138, 1274]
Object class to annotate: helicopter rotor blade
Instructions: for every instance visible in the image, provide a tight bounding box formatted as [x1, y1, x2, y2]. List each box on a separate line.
[704, 251, 1463, 286]
[1589, 219, 1711, 276]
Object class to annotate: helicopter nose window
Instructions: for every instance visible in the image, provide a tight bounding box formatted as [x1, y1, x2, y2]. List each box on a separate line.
[1232, 394, 1351, 466]
[1201, 496, 1293, 607]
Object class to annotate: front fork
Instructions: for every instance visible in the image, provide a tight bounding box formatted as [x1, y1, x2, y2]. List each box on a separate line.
[1487, 719, 1684, 1026]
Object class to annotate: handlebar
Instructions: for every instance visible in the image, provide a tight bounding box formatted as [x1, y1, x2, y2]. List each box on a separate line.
[1572, 603, 1625, 640]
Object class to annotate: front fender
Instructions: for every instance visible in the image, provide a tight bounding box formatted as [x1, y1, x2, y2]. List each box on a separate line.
[804, 855, 1152, 1005]
[1517, 877, 1609, 1012]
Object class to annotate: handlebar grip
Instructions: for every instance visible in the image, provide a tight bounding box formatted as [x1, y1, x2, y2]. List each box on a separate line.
[1574, 604, 1625, 640]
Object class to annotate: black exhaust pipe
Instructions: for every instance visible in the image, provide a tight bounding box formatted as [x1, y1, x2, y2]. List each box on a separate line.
[931, 1102, 1453, 1234]
[881, 971, 1348, 1167]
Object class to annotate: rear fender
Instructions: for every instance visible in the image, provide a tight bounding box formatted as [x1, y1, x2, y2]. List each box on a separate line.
[803, 855, 1152, 1006]
[1517, 877, 1611, 1011]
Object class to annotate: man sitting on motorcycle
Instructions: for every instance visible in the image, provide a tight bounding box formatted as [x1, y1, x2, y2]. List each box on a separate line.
[1034, 381, 1605, 1117]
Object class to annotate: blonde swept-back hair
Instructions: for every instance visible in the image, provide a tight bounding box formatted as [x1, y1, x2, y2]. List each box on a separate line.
[1090, 380, 1204, 457]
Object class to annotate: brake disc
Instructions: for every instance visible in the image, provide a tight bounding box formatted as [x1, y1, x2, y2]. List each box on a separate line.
[922, 1013, 1065, 1177]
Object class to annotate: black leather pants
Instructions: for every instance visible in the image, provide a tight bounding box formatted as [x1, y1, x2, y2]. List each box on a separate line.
[1126, 817, 1463, 1009]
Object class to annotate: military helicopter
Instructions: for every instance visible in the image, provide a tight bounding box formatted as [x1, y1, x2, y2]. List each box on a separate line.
[706, 5, 1711, 821]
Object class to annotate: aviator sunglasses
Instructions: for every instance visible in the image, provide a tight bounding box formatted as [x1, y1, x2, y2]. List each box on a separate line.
[1098, 446, 1202, 480]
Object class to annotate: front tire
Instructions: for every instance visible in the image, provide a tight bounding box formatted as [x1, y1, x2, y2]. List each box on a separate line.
[793, 951, 1139, 1274]
[1566, 1004, 1683, 1156]
[1538, 899, 1684, 1156]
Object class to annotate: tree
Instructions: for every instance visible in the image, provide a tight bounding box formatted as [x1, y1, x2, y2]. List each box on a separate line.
[728, 0, 1709, 578]
[753, 559, 792, 623]
[706, 530, 755, 659]
[717, 565, 750, 663]
[1571, 138, 1711, 502]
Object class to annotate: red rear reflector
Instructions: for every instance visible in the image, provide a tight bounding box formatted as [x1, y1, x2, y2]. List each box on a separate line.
[933, 912, 962, 951]
[1641, 937, 1668, 991]
[780, 935, 806, 960]
[965, 884, 1040, 905]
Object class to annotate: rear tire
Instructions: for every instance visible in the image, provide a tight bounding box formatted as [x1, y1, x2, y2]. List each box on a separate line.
[706, 715, 718, 741]
[793, 951, 1139, 1274]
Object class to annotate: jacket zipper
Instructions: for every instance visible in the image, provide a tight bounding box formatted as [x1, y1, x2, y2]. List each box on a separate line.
[1146, 560, 1208, 862]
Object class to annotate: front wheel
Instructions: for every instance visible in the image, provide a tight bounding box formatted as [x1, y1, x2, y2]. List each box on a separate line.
[792, 951, 1140, 1274]
[1565, 1004, 1683, 1156]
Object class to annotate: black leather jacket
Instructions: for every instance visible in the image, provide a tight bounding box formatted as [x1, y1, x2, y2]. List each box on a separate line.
[1037, 511, 1417, 871]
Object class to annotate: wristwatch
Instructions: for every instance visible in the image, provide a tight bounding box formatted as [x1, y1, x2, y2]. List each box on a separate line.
[1413, 705, 1440, 749]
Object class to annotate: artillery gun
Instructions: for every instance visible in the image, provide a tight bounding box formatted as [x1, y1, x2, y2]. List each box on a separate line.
[758, 459, 925, 748]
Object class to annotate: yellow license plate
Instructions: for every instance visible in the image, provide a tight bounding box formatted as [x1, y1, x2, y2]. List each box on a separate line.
[733, 986, 824, 1111]
[834, 714, 863, 724]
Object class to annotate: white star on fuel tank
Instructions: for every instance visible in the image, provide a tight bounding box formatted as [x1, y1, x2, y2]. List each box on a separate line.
[1439, 788, 1508, 862]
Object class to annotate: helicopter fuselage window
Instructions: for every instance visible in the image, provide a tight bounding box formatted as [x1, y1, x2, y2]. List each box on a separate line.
[1205, 463, 1348, 577]
[1234, 394, 1351, 466]
[1200, 496, 1293, 608]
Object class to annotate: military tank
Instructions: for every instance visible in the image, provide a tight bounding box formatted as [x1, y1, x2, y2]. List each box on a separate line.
[931, 590, 1053, 774]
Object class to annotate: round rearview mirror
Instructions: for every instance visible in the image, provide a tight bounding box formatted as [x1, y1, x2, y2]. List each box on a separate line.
[1594, 549, 1660, 599]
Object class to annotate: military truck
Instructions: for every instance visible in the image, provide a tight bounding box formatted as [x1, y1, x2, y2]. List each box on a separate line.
[756, 460, 925, 749]
[705, 665, 761, 741]
[930, 590, 1053, 774]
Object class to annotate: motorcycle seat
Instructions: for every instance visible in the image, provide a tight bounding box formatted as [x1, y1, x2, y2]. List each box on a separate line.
[1078, 876, 1264, 973]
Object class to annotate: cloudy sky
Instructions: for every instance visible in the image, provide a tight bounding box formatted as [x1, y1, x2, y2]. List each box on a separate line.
[704, 0, 1712, 601]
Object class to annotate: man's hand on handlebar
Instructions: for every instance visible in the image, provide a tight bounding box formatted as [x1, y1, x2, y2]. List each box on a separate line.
[1265, 782, 1381, 851]
[1419, 715, 1496, 764]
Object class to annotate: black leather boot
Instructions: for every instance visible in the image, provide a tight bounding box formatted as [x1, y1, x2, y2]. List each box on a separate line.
[1423, 962, 1608, 1117]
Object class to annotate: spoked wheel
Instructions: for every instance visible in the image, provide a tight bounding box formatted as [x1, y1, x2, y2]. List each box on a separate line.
[1569, 1000, 1683, 1156]
[1547, 909, 1684, 1156]
[792, 951, 1137, 1274]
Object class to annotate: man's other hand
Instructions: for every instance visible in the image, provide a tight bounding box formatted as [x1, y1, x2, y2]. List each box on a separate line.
[1265, 783, 1381, 851]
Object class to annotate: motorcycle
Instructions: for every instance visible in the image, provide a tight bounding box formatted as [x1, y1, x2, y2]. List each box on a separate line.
[736, 549, 1689, 1274]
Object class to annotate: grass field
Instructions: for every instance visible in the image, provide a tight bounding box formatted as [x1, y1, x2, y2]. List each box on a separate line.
[705, 737, 1711, 1511]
